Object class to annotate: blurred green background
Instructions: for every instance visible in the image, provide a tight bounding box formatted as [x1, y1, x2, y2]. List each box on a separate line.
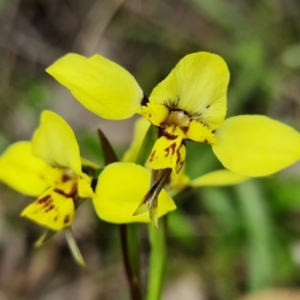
[1, 0, 300, 299]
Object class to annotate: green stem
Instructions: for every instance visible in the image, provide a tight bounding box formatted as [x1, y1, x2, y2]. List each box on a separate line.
[146, 217, 167, 300]
[97, 127, 143, 299]
[120, 224, 143, 300]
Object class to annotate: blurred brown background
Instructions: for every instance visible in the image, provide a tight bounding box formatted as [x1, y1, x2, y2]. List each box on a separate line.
[1, 0, 300, 299]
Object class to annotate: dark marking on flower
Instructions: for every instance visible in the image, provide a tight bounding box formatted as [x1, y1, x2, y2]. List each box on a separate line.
[212, 130, 215, 133]
[204, 139, 208, 143]
[163, 132, 177, 141]
[158, 128, 165, 137]
[53, 188, 65, 196]
[150, 150, 156, 162]
[141, 94, 149, 106]
[175, 144, 185, 173]
[165, 97, 180, 109]
[64, 215, 70, 224]
[170, 143, 176, 155]
[69, 183, 78, 197]
[54, 216, 58, 221]
[37, 195, 51, 204]
[159, 121, 166, 128]
[199, 121, 208, 127]
[181, 126, 188, 134]
[62, 174, 71, 183]
[206, 105, 210, 109]
[54, 183, 78, 198]
[45, 205, 55, 212]
[148, 114, 152, 118]
[164, 142, 176, 157]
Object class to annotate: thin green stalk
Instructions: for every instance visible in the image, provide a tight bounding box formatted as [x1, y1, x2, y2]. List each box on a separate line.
[97, 128, 143, 300]
[120, 224, 143, 300]
[146, 217, 167, 300]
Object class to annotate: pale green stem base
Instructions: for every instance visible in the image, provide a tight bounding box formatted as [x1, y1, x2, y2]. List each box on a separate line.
[146, 217, 167, 300]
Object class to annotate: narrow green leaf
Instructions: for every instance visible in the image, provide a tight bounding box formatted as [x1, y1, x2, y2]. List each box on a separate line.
[235, 180, 275, 290]
[135, 124, 157, 166]
[97, 128, 118, 165]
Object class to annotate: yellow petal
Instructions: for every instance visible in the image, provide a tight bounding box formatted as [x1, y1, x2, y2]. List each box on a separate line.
[122, 117, 151, 163]
[191, 169, 249, 187]
[21, 188, 75, 231]
[148, 126, 183, 172]
[150, 52, 229, 129]
[46, 53, 143, 120]
[185, 120, 216, 144]
[0, 141, 49, 196]
[93, 162, 176, 223]
[138, 102, 169, 127]
[77, 173, 94, 198]
[32, 111, 81, 175]
[212, 115, 300, 176]
[175, 143, 186, 173]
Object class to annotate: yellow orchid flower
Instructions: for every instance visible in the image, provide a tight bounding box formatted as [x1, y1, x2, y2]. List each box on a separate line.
[124, 117, 249, 194]
[46, 52, 300, 177]
[0, 111, 175, 228]
[0, 111, 94, 231]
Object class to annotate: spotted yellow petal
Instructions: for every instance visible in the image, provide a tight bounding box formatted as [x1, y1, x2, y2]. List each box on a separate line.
[138, 102, 169, 127]
[150, 52, 229, 129]
[32, 111, 81, 175]
[46, 53, 143, 120]
[93, 162, 176, 223]
[0, 141, 49, 196]
[212, 115, 300, 176]
[175, 143, 186, 173]
[191, 169, 249, 187]
[122, 118, 151, 163]
[21, 188, 75, 231]
[185, 120, 216, 144]
[148, 127, 183, 172]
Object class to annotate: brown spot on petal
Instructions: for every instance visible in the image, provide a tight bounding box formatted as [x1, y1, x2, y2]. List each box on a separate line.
[54, 183, 77, 198]
[62, 174, 71, 182]
[159, 121, 166, 128]
[37, 195, 51, 204]
[163, 132, 177, 140]
[64, 215, 70, 224]
[175, 145, 185, 173]
[164, 142, 176, 157]
[150, 150, 156, 162]
[45, 205, 55, 212]
[37, 195, 54, 210]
